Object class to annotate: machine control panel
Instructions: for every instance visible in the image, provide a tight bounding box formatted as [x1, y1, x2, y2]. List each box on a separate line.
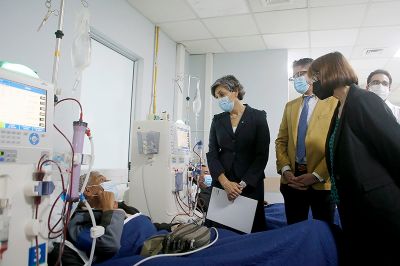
[0, 150, 17, 163]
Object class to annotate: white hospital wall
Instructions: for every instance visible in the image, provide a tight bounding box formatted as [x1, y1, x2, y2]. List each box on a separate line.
[0, 0, 177, 151]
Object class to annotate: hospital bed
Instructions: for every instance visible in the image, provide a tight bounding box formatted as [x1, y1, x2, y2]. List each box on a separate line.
[96, 204, 340, 266]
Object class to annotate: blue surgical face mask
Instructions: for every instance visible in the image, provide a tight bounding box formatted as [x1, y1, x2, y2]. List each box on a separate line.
[293, 76, 309, 94]
[218, 96, 234, 112]
[204, 175, 212, 187]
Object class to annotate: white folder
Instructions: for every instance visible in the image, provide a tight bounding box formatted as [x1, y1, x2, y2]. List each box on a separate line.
[206, 187, 257, 234]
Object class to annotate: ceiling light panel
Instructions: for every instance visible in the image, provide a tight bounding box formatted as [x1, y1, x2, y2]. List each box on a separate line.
[351, 46, 400, 59]
[248, 0, 307, 12]
[127, 0, 196, 23]
[254, 9, 308, 34]
[186, 0, 249, 18]
[203, 15, 259, 38]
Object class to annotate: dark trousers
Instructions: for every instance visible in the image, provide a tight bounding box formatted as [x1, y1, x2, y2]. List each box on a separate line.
[280, 163, 335, 225]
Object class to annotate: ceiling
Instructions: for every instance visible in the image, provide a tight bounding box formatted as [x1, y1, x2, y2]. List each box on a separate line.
[128, 0, 400, 103]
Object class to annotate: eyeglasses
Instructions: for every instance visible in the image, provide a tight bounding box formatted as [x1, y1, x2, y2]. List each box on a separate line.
[368, 80, 390, 87]
[288, 71, 308, 82]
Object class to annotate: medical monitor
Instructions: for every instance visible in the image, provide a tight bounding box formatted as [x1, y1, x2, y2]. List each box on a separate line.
[0, 68, 53, 164]
[0, 77, 47, 132]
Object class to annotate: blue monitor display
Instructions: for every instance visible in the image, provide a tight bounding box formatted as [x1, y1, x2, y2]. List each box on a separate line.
[0, 78, 47, 132]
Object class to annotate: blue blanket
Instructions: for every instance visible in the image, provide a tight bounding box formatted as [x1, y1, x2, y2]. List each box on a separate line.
[96, 206, 339, 266]
[265, 203, 341, 229]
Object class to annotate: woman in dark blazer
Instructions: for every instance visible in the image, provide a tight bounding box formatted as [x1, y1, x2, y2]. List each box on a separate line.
[308, 52, 400, 265]
[206, 75, 270, 233]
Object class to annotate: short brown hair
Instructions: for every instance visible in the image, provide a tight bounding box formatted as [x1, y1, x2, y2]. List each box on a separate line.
[308, 52, 358, 89]
[211, 75, 246, 100]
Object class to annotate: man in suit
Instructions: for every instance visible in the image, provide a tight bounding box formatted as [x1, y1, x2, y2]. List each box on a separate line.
[275, 58, 337, 225]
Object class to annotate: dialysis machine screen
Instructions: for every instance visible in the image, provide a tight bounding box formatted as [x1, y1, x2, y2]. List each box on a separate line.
[0, 78, 47, 132]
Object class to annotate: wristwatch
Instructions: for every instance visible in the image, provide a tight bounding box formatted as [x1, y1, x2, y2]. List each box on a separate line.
[239, 180, 247, 188]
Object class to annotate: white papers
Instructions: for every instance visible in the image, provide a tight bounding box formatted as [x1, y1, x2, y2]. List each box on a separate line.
[206, 187, 257, 233]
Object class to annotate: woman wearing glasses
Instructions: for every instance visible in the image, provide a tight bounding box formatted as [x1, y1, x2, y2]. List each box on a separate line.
[276, 58, 337, 225]
[308, 52, 400, 265]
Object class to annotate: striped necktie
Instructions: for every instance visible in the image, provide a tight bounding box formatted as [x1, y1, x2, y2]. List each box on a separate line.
[296, 95, 312, 163]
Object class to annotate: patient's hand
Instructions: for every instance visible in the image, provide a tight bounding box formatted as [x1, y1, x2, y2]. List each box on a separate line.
[99, 191, 117, 211]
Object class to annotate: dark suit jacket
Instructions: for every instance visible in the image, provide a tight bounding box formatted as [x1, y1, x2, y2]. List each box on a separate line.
[206, 105, 270, 201]
[326, 84, 400, 263]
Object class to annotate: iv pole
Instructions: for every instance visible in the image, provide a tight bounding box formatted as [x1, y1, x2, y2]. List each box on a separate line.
[52, 0, 65, 98]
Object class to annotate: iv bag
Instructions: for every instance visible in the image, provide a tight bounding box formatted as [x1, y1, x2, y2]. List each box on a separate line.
[192, 80, 202, 115]
[71, 8, 91, 90]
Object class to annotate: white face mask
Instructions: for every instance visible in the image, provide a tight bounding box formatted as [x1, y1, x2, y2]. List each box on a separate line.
[369, 84, 390, 101]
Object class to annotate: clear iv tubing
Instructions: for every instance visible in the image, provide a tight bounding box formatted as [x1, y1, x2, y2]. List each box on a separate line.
[79, 135, 95, 195]
[133, 227, 219, 266]
[69, 134, 94, 217]
[83, 200, 96, 266]
[70, 134, 95, 266]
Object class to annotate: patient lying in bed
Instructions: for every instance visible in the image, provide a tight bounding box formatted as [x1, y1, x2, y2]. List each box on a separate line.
[48, 171, 172, 266]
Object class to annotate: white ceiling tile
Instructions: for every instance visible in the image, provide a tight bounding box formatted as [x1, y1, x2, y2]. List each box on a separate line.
[218, 35, 266, 52]
[308, 0, 369, 8]
[203, 15, 258, 38]
[263, 32, 309, 49]
[127, 0, 196, 23]
[254, 9, 308, 34]
[351, 46, 400, 59]
[363, 2, 400, 27]
[186, 0, 249, 18]
[248, 0, 307, 12]
[311, 46, 354, 59]
[350, 58, 389, 71]
[310, 29, 358, 48]
[159, 20, 212, 41]
[181, 39, 225, 54]
[356, 26, 400, 47]
[309, 5, 367, 30]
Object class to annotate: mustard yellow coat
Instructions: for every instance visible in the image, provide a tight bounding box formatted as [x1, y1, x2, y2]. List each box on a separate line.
[275, 96, 337, 190]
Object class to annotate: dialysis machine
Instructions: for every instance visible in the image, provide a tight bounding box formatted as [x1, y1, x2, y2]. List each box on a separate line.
[128, 120, 202, 224]
[0, 68, 54, 265]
